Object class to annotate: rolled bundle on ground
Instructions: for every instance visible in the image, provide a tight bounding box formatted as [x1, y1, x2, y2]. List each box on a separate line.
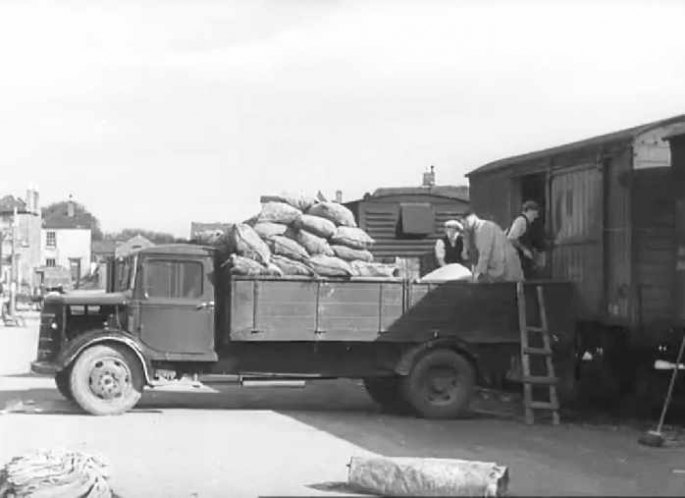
[293, 214, 337, 239]
[348, 456, 509, 497]
[0, 449, 113, 498]
[307, 202, 357, 227]
[286, 228, 334, 257]
[308, 255, 353, 277]
[330, 226, 375, 250]
[331, 245, 374, 262]
[258, 201, 302, 225]
[267, 235, 310, 262]
[253, 222, 289, 240]
[270, 255, 316, 276]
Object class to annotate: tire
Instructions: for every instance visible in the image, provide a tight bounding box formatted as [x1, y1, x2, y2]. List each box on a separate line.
[400, 349, 476, 419]
[54, 368, 73, 401]
[363, 377, 411, 414]
[69, 344, 144, 416]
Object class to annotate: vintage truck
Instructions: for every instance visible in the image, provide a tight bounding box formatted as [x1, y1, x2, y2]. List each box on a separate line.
[31, 243, 576, 417]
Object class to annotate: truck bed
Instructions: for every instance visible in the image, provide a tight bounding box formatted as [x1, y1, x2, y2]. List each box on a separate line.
[226, 276, 576, 345]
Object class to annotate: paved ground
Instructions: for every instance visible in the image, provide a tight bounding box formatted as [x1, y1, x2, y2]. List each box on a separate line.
[1, 316, 685, 497]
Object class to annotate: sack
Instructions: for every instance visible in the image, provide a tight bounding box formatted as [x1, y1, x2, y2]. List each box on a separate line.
[194, 229, 224, 246]
[267, 235, 310, 262]
[331, 245, 374, 262]
[261, 192, 318, 212]
[308, 255, 352, 277]
[270, 255, 316, 276]
[307, 202, 357, 227]
[350, 261, 398, 278]
[228, 254, 266, 276]
[294, 214, 337, 239]
[264, 262, 284, 277]
[331, 226, 375, 250]
[253, 222, 288, 240]
[258, 202, 302, 225]
[287, 228, 334, 256]
[418, 263, 472, 283]
[228, 223, 271, 264]
[347, 456, 509, 497]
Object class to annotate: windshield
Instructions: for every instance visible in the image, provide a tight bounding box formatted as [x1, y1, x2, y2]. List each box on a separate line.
[114, 255, 137, 292]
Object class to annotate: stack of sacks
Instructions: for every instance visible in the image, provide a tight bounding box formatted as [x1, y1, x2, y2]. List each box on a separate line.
[215, 192, 399, 278]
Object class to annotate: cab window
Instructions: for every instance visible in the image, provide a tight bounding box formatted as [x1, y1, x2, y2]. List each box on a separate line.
[145, 260, 203, 299]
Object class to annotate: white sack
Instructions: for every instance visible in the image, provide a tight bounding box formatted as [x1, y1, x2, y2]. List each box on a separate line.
[330, 226, 375, 250]
[294, 214, 337, 239]
[258, 201, 302, 225]
[307, 202, 357, 227]
[418, 263, 472, 283]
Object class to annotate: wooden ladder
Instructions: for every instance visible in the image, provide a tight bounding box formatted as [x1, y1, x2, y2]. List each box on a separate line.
[516, 282, 560, 425]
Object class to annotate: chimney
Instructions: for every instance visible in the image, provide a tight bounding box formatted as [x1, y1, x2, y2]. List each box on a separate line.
[67, 194, 75, 217]
[335, 190, 343, 203]
[25, 188, 33, 213]
[422, 165, 436, 187]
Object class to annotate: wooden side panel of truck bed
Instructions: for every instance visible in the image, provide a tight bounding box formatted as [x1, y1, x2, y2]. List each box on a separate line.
[228, 277, 576, 345]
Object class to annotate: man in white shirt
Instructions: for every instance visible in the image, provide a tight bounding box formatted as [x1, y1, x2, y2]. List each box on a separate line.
[506, 200, 541, 279]
[461, 212, 523, 283]
[434, 219, 468, 267]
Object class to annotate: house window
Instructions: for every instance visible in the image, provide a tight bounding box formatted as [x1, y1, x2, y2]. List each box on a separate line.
[144, 260, 203, 299]
[397, 203, 434, 237]
[46, 258, 56, 267]
[46, 231, 56, 248]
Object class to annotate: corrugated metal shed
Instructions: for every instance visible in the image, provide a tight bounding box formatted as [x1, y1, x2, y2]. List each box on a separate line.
[345, 177, 470, 277]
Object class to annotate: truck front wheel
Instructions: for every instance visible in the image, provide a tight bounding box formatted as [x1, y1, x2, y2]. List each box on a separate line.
[70, 344, 144, 415]
[401, 349, 475, 419]
[54, 368, 73, 401]
[363, 377, 411, 413]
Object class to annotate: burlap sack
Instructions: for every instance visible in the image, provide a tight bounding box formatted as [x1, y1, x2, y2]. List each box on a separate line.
[350, 261, 398, 278]
[306, 202, 357, 227]
[261, 192, 318, 212]
[228, 254, 266, 276]
[331, 245, 374, 262]
[258, 201, 302, 225]
[268, 235, 310, 262]
[330, 226, 375, 250]
[270, 255, 316, 276]
[294, 214, 337, 239]
[287, 228, 334, 256]
[253, 222, 288, 240]
[308, 255, 352, 277]
[228, 223, 271, 265]
[194, 229, 224, 246]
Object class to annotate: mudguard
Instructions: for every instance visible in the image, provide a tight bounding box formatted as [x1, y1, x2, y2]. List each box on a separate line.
[56, 330, 155, 384]
[394, 338, 480, 378]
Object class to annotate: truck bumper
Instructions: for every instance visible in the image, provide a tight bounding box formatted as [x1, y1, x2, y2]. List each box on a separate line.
[30, 361, 60, 376]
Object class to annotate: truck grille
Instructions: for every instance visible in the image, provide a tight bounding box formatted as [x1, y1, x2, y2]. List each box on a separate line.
[36, 304, 63, 362]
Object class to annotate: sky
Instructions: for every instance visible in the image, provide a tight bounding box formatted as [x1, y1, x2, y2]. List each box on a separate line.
[1, 0, 685, 238]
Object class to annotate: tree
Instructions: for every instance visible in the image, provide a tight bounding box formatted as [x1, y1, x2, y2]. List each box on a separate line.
[104, 228, 182, 244]
[42, 200, 103, 240]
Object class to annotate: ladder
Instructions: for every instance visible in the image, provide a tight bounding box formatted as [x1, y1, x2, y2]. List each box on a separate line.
[516, 282, 560, 425]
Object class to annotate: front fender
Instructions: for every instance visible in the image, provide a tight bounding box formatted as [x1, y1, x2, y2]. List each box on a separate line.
[394, 339, 480, 377]
[57, 330, 155, 384]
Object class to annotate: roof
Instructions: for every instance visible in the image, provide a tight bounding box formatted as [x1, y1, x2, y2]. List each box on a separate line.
[360, 185, 470, 202]
[91, 240, 117, 255]
[43, 216, 91, 229]
[663, 123, 685, 141]
[467, 114, 685, 177]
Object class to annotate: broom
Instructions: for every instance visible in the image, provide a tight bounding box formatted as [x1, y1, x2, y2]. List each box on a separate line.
[638, 331, 685, 447]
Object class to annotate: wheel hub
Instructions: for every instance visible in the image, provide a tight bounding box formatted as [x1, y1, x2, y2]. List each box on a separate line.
[89, 359, 130, 400]
[425, 368, 459, 403]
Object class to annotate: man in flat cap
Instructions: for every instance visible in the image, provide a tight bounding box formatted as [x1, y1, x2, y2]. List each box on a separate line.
[506, 200, 541, 279]
[435, 219, 468, 267]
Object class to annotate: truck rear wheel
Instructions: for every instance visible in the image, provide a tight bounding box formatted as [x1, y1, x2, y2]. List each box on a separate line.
[54, 368, 73, 401]
[401, 349, 475, 419]
[70, 344, 144, 416]
[363, 377, 411, 413]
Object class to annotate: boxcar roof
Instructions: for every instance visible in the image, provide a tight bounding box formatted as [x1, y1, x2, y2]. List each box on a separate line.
[360, 185, 469, 202]
[467, 114, 685, 177]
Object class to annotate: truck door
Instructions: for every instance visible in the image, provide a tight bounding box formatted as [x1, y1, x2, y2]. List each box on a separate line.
[137, 257, 215, 355]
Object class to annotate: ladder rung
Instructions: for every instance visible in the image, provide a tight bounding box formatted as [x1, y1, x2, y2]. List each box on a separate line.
[522, 375, 559, 385]
[527, 326, 546, 333]
[523, 347, 553, 356]
[528, 401, 560, 411]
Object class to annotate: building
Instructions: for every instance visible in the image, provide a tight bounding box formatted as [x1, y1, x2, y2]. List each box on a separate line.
[115, 235, 154, 258]
[345, 167, 470, 278]
[41, 199, 92, 285]
[0, 188, 42, 294]
[190, 222, 231, 240]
